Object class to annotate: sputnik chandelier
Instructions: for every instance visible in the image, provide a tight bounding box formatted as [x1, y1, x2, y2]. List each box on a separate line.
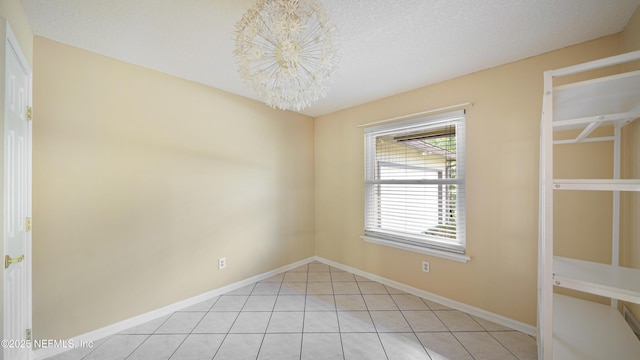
[234, 0, 340, 111]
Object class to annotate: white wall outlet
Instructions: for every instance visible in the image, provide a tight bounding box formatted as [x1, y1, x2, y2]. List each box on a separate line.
[422, 261, 430, 273]
[218, 257, 226, 269]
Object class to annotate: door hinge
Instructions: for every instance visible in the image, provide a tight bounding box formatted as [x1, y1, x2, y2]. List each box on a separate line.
[26, 106, 32, 121]
[26, 328, 32, 341]
[25, 217, 32, 232]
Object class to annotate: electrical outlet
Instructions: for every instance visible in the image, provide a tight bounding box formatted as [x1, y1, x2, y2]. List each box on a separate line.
[422, 261, 430, 273]
[218, 257, 226, 269]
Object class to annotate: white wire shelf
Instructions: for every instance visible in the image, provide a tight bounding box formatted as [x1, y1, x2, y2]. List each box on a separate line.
[553, 257, 640, 304]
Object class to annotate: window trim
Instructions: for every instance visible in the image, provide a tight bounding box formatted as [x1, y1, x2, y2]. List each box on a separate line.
[360, 235, 471, 263]
[363, 110, 467, 259]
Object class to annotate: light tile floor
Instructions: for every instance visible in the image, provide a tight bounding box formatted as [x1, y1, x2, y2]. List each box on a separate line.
[48, 261, 537, 360]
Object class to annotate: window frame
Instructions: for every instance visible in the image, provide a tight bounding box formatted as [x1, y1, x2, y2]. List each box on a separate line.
[362, 110, 468, 261]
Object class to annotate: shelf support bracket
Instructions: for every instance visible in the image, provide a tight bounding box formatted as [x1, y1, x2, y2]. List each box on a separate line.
[575, 121, 600, 143]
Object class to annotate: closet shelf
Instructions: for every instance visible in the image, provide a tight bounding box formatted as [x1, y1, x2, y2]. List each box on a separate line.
[553, 257, 640, 304]
[552, 69, 640, 126]
[553, 294, 640, 360]
[552, 179, 640, 191]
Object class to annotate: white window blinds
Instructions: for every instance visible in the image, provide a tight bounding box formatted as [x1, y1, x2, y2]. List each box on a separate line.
[364, 110, 466, 253]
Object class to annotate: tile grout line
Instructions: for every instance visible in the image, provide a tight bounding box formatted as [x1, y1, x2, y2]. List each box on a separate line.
[210, 287, 251, 360]
[486, 330, 521, 360]
[202, 294, 222, 360]
[166, 295, 221, 360]
[427, 300, 479, 359]
[300, 265, 310, 360]
[253, 278, 284, 360]
[388, 293, 435, 360]
[467, 312, 519, 359]
[329, 268, 347, 360]
[449, 332, 479, 360]
[77, 333, 111, 360]
[121, 334, 152, 360]
[373, 283, 393, 360]
[355, 274, 391, 360]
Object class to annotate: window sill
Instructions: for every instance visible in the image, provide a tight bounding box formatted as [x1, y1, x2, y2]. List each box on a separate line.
[361, 235, 471, 263]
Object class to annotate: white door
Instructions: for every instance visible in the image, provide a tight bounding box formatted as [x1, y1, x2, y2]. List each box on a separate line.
[2, 19, 32, 360]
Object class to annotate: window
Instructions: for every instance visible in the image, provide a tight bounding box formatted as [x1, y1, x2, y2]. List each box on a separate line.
[363, 110, 466, 257]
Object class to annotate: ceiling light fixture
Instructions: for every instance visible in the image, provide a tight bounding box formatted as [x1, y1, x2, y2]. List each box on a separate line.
[234, 0, 340, 111]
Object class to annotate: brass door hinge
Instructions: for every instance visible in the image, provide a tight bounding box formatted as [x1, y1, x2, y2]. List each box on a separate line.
[25, 217, 31, 232]
[26, 106, 32, 121]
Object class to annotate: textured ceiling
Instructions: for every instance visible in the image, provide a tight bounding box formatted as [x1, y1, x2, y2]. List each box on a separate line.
[20, 0, 640, 117]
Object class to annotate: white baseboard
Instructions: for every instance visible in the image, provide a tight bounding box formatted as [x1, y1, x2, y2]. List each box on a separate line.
[313, 256, 537, 336]
[35, 255, 536, 359]
[33, 257, 314, 360]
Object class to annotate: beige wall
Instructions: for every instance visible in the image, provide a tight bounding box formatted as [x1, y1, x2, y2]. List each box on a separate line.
[32, 37, 315, 340]
[314, 35, 623, 326]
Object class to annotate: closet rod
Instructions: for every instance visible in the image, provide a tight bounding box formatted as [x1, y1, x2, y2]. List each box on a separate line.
[356, 102, 473, 128]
